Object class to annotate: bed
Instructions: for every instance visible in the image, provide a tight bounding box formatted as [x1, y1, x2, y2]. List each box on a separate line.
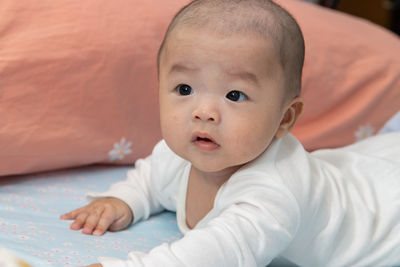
[1, 0, 399, 266]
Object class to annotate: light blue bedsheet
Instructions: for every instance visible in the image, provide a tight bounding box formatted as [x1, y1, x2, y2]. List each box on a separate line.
[0, 166, 182, 266]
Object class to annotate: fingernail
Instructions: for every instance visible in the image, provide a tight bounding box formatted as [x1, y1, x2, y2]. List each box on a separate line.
[93, 230, 102, 236]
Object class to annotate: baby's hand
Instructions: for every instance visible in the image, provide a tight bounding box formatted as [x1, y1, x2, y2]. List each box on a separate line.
[60, 197, 133, 236]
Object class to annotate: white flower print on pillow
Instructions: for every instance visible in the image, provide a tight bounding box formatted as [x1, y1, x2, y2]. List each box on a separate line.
[108, 138, 132, 162]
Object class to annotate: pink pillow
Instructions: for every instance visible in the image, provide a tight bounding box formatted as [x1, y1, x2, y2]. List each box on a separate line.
[278, 0, 400, 150]
[0, 0, 188, 176]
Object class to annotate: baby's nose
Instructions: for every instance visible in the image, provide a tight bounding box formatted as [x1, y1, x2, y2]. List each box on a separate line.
[192, 105, 220, 124]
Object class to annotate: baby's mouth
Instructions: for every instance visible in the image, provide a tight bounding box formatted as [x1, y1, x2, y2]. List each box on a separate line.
[192, 133, 220, 151]
[196, 136, 213, 142]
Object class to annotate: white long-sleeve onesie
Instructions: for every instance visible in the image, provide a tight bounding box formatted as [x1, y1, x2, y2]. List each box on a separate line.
[88, 132, 400, 267]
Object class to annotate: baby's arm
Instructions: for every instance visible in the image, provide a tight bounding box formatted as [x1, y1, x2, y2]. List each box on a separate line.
[95, 181, 301, 267]
[60, 197, 133, 236]
[61, 151, 167, 235]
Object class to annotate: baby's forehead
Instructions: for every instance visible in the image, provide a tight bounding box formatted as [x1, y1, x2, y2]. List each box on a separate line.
[162, 27, 284, 86]
[163, 25, 282, 69]
[164, 3, 284, 57]
[165, 24, 280, 58]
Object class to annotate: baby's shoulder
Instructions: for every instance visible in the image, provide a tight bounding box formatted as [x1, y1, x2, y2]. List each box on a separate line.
[150, 140, 189, 185]
[151, 140, 187, 169]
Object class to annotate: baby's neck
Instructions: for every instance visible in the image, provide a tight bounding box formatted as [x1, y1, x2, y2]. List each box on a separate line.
[190, 165, 241, 188]
[185, 165, 241, 229]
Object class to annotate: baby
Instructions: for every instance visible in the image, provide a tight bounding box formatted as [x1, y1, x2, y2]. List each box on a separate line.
[61, 0, 400, 266]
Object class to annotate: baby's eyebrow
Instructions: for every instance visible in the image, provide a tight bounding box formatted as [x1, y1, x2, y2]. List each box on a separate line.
[227, 70, 259, 85]
[169, 63, 198, 74]
[168, 63, 259, 85]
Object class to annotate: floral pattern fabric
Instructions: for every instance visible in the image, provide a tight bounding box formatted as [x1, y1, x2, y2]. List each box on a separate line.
[108, 138, 133, 162]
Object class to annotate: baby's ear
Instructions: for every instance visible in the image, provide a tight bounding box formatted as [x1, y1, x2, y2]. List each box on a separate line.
[275, 97, 304, 138]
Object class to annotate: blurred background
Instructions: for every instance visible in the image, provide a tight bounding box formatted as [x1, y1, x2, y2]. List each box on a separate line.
[306, 0, 400, 35]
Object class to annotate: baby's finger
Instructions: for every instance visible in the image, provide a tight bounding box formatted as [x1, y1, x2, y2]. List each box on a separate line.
[60, 208, 83, 220]
[82, 216, 99, 235]
[108, 213, 129, 232]
[82, 206, 104, 235]
[93, 209, 116, 235]
[92, 219, 109, 236]
[70, 212, 89, 231]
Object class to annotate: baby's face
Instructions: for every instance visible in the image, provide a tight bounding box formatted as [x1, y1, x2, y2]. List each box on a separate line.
[159, 27, 289, 173]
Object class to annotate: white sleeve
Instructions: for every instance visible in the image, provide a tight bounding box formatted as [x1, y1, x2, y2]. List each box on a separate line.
[87, 155, 164, 224]
[97, 181, 301, 267]
[87, 139, 186, 223]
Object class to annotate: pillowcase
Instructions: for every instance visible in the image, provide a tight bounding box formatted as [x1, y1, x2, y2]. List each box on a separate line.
[0, 0, 188, 176]
[1, 0, 399, 176]
[278, 0, 400, 150]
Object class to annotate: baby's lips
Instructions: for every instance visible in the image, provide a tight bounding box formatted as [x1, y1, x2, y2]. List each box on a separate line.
[191, 131, 221, 151]
[191, 131, 218, 144]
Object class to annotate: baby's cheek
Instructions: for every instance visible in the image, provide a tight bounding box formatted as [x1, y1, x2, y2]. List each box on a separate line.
[161, 115, 187, 148]
[160, 111, 177, 130]
[228, 126, 272, 159]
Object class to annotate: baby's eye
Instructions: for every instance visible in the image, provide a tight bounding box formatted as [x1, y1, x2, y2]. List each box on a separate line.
[176, 84, 194, 96]
[226, 90, 248, 102]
